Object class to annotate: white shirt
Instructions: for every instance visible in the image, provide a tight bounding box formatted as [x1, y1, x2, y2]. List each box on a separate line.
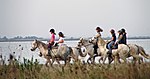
[58, 37, 64, 45]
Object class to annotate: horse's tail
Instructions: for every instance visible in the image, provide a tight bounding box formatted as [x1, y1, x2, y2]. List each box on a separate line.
[68, 47, 74, 58]
[68, 47, 73, 54]
[137, 45, 150, 59]
[68, 47, 81, 62]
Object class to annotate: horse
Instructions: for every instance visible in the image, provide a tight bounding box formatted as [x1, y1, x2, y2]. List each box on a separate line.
[70, 47, 87, 63]
[77, 38, 101, 64]
[127, 44, 150, 64]
[90, 36, 150, 64]
[90, 36, 131, 64]
[30, 39, 73, 66]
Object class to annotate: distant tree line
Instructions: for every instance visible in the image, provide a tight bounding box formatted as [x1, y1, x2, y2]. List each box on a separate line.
[0, 36, 43, 42]
[0, 36, 150, 42]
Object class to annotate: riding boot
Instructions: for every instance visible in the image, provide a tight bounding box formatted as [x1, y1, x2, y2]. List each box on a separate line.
[93, 45, 98, 55]
[108, 49, 113, 61]
[47, 48, 51, 56]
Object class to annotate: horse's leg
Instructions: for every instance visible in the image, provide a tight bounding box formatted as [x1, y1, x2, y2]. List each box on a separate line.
[64, 57, 71, 66]
[93, 54, 98, 64]
[117, 56, 121, 64]
[114, 56, 119, 65]
[56, 58, 60, 65]
[72, 54, 78, 63]
[132, 57, 136, 65]
[102, 54, 108, 64]
[108, 56, 114, 64]
[51, 57, 55, 66]
[132, 55, 143, 64]
[115, 53, 121, 64]
[45, 57, 51, 67]
[122, 57, 127, 64]
[108, 56, 112, 64]
[87, 56, 91, 64]
[99, 57, 103, 64]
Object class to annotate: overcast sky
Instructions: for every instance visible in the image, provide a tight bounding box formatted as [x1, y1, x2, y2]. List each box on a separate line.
[0, 0, 150, 38]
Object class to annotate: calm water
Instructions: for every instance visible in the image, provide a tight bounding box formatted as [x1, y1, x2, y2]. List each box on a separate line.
[0, 39, 150, 64]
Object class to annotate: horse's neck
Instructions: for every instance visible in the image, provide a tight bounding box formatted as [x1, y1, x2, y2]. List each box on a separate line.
[37, 41, 48, 54]
[97, 37, 106, 46]
[83, 42, 93, 49]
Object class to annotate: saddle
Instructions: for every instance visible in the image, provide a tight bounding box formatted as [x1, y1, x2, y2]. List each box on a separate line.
[52, 42, 59, 49]
[106, 42, 118, 49]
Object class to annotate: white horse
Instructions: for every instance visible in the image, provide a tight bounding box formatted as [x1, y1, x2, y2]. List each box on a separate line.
[30, 40, 73, 66]
[77, 38, 101, 64]
[127, 44, 150, 64]
[70, 47, 87, 63]
[90, 36, 131, 64]
[91, 37, 150, 64]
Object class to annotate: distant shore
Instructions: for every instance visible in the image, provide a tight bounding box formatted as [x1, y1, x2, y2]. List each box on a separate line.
[0, 37, 150, 42]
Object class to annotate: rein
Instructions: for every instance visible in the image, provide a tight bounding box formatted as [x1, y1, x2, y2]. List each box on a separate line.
[83, 43, 93, 47]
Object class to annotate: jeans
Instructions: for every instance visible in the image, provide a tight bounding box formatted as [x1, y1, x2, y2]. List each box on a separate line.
[108, 41, 115, 50]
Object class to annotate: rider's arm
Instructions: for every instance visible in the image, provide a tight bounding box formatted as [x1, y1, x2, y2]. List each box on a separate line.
[116, 34, 123, 44]
[58, 39, 64, 43]
[111, 37, 115, 41]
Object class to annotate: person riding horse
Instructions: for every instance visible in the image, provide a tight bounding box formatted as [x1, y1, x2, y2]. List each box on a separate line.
[47, 29, 56, 56]
[93, 27, 103, 56]
[107, 29, 116, 60]
[116, 28, 127, 45]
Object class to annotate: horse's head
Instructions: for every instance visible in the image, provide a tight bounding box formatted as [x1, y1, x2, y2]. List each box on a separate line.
[89, 36, 106, 46]
[77, 38, 84, 47]
[89, 37, 97, 44]
[30, 39, 38, 51]
[77, 37, 91, 47]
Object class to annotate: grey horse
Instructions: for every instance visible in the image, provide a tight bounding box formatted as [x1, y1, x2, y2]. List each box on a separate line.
[30, 40, 73, 66]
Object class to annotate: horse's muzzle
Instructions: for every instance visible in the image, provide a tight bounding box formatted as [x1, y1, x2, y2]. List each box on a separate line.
[30, 48, 35, 51]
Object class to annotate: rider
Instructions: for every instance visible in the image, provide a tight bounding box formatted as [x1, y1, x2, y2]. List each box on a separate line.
[55, 32, 65, 46]
[47, 29, 56, 56]
[56, 32, 65, 56]
[93, 26, 103, 56]
[107, 29, 116, 56]
[116, 28, 127, 45]
[121, 28, 127, 44]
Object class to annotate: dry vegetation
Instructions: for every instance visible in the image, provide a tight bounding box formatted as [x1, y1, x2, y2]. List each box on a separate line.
[0, 57, 150, 79]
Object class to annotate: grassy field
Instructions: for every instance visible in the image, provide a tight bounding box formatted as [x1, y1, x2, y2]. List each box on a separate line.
[0, 58, 150, 79]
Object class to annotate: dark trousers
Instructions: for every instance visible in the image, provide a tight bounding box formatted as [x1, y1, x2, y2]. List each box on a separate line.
[47, 42, 54, 55]
[93, 44, 98, 54]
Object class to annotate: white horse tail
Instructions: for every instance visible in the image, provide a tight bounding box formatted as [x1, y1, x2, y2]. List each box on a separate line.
[137, 45, 150, 59]
[68, 47, 73, 56]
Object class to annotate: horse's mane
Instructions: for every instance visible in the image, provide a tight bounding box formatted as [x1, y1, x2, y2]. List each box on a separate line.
[36, 40, 48, 49]
[97, 37, 106, 46]
[83, 39, 90, 43]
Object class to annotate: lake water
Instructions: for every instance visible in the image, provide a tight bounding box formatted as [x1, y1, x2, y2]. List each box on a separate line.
[0, 39, 150, 64]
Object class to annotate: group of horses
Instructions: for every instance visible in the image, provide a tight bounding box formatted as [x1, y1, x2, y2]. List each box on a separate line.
[30, 37, 150, 66]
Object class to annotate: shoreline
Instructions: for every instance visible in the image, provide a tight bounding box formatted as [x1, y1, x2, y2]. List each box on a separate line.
[0, 38, 150, 42]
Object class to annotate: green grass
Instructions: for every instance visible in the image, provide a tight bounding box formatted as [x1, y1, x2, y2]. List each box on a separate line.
[0, 58, 150, 79]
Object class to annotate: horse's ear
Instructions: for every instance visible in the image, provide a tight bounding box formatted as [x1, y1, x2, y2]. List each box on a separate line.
[79, 37, 83, 41]
[34, 39, 37, 42]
